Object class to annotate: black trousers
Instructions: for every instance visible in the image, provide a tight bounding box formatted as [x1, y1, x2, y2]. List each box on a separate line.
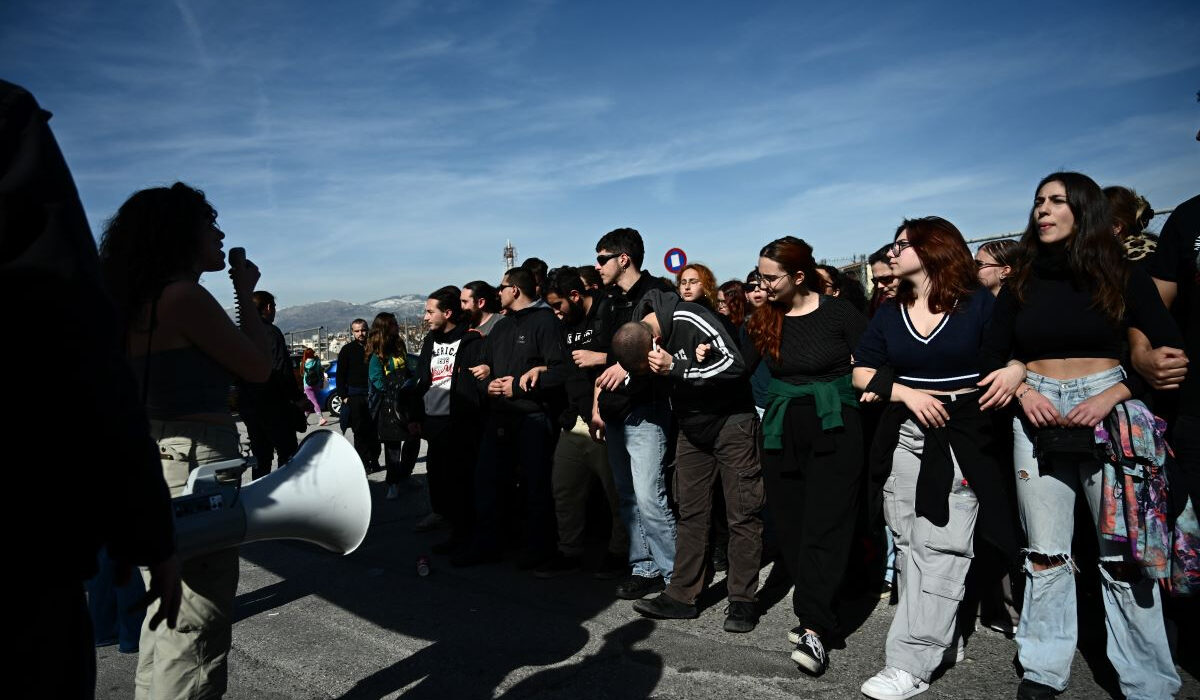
[344, 394, 379, 470]
[473, 411, 558, 556]
[243, 401, 298, 480]
[384, 438, 420, 484]
[761, 400, 863, 640]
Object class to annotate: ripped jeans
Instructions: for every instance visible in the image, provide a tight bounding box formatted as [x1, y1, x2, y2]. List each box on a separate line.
[1012, 367, 1180, 699]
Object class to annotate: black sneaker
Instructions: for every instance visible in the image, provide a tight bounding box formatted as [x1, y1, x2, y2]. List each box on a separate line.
[791, 630, 828, 676]
[1016, 679, 1059, 700]
[533, 554, 582, 579]
[592, 552, 627, 580]
[712, 545, 729, 573]
[632, 592, 698, 619]
[723, 601, 758, 633]
[615, 575, 665, 600]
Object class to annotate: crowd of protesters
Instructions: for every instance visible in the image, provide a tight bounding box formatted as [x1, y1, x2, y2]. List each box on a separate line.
[310, 172, 1198, 700]
[89, 166, 1199, 700]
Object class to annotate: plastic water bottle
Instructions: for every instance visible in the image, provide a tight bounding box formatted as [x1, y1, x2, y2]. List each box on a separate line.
[416, 554, 431, 577]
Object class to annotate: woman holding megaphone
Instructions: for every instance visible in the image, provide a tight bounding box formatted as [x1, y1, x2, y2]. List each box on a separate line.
[99, 182, 272, 700]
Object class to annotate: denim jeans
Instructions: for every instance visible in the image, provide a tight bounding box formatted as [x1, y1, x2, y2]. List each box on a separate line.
[1013, 367, 1180, 699]
[606, 401, 676, 581]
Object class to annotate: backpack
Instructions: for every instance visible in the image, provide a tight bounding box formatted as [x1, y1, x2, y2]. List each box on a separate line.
[305, 358, 325, 387]
[371, 355, 411, 441]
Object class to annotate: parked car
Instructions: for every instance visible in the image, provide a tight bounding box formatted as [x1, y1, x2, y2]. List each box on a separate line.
[290, 352, 419, 419]
[318, 360, 340, 417]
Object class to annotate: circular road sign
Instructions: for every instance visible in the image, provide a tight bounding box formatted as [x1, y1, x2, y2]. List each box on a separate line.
[664, 247, 687, 274]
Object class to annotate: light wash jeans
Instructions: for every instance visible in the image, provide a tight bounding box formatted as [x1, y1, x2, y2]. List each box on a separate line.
[1013, 367, 1180, 699]
[883, 418, 978, 682]
[606, 401, 676, 581]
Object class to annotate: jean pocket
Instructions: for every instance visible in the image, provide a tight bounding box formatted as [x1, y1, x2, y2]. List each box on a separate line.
[926, 492, 977, 557]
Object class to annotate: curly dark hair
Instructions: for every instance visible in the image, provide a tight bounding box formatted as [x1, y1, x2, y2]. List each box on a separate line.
[718, 280, 746, 327]
[97, 182, 217, 332]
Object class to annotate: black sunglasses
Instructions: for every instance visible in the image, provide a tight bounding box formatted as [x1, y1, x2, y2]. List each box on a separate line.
[874, 275, 896, 285]
[596, 252, 620, 266]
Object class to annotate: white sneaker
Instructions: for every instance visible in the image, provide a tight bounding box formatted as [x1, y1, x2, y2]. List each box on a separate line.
[385, 484, 399, 501]
[860, 667, 929, 700]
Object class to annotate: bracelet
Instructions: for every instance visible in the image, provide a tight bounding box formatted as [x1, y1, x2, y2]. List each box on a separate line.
[1016, 386, 1033, 402]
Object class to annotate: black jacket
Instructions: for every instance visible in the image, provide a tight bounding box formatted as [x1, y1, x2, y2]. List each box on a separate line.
[870, 394, 1019, 559]
[598, 273, 677, 420]
[410, 324, 469, 420]
[336, 339, 369, 395]
[561, 293, 614, 427]
[635, 290, 755, 442]
[481, 304, 567, 414]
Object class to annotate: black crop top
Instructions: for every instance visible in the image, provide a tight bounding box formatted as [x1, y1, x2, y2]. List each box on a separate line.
[981, 261, 1181, 373]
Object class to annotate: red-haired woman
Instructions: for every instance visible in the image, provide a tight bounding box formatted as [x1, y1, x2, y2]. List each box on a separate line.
[741, 236, 867, 676]
[300, 347, 329, 426]
[852, 217, 1022, 700]
[676, 263, 719, 309]
[718, 280, 746, 328]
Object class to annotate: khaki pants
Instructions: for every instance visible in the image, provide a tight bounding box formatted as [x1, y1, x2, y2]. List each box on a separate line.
[135, 420, 241, 700]
[552, 417, 628, 557]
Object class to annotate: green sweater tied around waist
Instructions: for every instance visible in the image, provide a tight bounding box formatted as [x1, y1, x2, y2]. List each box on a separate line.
[761, 374, 858, 450]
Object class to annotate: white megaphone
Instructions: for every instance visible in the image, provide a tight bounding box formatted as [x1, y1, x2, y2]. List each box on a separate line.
[172, 430, 371, 560]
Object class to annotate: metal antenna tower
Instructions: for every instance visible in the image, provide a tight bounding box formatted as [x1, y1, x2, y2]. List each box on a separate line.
[503, 239, 517, 274]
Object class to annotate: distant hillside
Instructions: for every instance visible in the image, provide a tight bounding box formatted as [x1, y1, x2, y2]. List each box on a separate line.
[227, 294, 426, 334]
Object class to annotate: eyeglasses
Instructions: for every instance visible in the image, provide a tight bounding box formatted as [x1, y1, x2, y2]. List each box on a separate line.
[975, 260, 1004, 270]
[873, 275, 896, 286]
[888, 240, 912, 257]
[596, 252, 620, 266]
[756, 271, 787, 287]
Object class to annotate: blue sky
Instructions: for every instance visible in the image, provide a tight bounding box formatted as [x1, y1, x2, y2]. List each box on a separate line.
[3, 0, 1197, 308]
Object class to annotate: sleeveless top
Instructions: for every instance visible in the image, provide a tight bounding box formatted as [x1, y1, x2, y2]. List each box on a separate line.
[130, 347, 232, 419]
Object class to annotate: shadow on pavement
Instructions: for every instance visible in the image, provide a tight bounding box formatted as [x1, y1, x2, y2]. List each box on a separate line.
[236, 478, 664, 698]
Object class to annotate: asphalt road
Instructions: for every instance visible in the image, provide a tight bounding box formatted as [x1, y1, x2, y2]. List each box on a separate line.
[95, 423, 1199, 699]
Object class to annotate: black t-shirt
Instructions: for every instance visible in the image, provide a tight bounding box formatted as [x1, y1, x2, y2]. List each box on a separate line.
[1148, 194, 1200, 416]
[742, 296, 868, 385]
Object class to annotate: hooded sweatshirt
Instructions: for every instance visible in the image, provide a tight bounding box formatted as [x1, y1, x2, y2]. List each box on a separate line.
[481, 303, 568, 414]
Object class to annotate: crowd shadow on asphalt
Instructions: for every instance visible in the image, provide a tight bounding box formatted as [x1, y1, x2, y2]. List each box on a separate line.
[236, 475, 665, 699]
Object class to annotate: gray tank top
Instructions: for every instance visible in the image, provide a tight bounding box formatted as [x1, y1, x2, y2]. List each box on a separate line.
[130, 347, 233, 419]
